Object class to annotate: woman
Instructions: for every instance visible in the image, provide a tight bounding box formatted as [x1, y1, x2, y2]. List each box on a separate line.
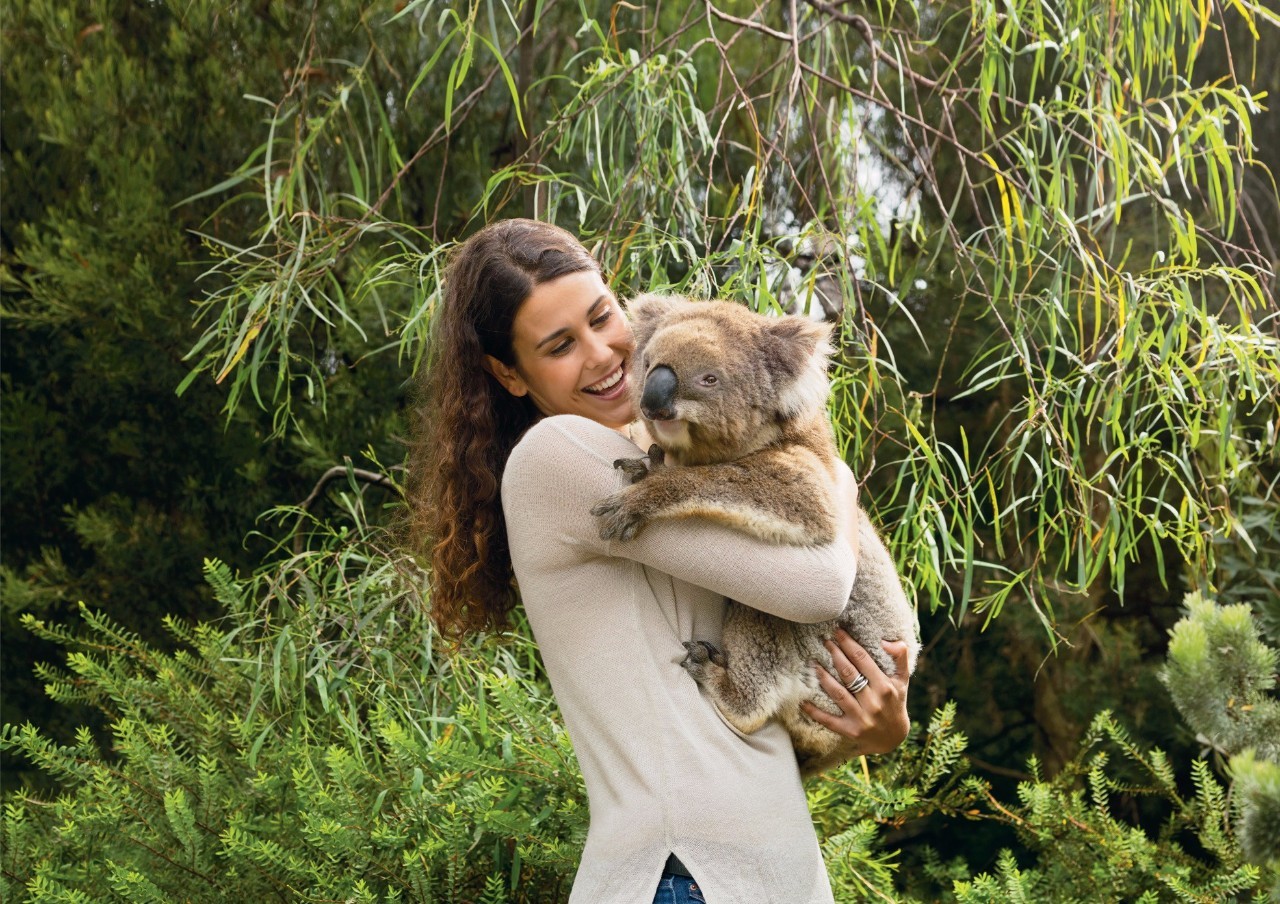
[408, 219, 911, 904]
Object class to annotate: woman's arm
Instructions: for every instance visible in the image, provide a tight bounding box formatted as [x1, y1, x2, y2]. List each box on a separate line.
[503, 415, 856, 623]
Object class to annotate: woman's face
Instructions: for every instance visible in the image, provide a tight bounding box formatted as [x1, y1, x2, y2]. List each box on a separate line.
[483, 269, 636, 429]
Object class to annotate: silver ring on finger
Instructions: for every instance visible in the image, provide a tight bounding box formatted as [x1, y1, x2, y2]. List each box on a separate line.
[844, 673, 870, 695]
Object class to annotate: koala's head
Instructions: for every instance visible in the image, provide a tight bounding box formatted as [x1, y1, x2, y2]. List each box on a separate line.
[625, 293, 833, 465]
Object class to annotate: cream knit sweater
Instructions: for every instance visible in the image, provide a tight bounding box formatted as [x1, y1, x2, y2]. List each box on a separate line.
[501, 415, 856, 903]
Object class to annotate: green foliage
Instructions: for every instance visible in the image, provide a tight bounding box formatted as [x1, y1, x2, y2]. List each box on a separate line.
[804, 702, 1266, 902]
[9, 559, 1269, 902]
[2, 512, 589, 902]
[1163, 592, 1280, 761]
[1232, 752, 1280, 876]
[810, 702, 979, 896]
[0, 0, 405, 772]
[1211, 486, 1280, 645]
[173, 0, 1280, 649]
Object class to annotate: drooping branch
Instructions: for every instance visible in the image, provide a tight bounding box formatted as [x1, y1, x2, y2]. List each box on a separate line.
[297, 464, 398, 513]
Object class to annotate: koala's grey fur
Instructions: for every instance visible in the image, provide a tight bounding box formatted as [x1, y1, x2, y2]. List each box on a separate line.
[591, 293, 920, 776]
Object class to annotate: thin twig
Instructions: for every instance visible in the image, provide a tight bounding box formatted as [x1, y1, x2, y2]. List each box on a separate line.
[802, 0, 943, 92]
[706, 1, 793, 42]
[293, 463, 400, 554]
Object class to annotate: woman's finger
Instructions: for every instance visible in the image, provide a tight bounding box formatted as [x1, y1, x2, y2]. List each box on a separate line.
[823, 637, 865, 691]
[800, 698, 846, 733]
[813, 659, 870, 722]
[830, 629, 890, 693]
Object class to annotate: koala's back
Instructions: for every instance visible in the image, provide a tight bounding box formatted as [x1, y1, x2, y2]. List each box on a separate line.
[844, 508, 919, 675]
[720, 505, 918, 773]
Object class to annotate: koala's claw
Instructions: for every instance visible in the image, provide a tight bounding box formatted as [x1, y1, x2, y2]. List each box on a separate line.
[680, 640, 728, 683]
[591, 493, 650, 541]
[612, 456, 651, 484]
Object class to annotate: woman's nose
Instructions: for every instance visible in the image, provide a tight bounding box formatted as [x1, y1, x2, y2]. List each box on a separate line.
[583, 331, 613, 368]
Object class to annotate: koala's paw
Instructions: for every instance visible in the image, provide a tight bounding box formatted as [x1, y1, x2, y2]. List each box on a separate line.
[612, 456, 651, 484]
[680, 640, 728, 684]
[590, 491, 650, 541]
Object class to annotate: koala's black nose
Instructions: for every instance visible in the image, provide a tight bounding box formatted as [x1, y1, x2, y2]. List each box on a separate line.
[641, 365, 678, 420]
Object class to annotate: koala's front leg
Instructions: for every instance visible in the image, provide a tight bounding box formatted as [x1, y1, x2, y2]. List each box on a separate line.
[594, 447, 836, 543]
[592, 448, 671, 538]
[591, 476, 677, 541]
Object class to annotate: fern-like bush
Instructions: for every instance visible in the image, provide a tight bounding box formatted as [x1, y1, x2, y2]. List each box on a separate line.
[5, 589, 1272, 900]
[2, 514, 588, 903]
[947, 713, 1262, 902]
[3, 511, 1272, 902]
[805, 705, 1265, 902]
[2, 497, 1272, 904]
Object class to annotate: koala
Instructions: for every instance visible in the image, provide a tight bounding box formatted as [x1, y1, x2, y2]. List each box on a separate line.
[590, 293, 920, 775]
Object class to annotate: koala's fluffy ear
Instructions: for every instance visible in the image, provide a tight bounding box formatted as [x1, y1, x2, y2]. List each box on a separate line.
[759, 315, 834, 419]
[626, 293, 690, 354]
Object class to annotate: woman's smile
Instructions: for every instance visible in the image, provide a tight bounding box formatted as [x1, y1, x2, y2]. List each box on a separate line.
[582, 362, 628, 398]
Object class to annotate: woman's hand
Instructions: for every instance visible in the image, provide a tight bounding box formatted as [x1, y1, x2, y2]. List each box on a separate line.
[801, 629, 911, 756]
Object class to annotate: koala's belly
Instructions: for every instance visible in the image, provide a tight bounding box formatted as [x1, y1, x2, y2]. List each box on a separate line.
[722, 604, 828, 683]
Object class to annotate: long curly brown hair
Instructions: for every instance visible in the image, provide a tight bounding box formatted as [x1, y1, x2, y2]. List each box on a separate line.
[407, 219, 602, 639]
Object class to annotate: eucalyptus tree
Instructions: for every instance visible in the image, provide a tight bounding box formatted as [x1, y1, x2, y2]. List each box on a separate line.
[186, 0, 1279, 648]
[173, 0, 1275, 888]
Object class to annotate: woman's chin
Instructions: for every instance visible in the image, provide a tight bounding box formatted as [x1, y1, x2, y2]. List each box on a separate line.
[593, 399, 637, 430]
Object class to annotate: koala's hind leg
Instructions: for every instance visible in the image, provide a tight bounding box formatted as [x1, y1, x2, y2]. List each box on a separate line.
[681, 641, 777, 736]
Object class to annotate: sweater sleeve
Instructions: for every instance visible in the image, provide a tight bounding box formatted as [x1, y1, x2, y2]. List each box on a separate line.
[502, 415, 855, 623]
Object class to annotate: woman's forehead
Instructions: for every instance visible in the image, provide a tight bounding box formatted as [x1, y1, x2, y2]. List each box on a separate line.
[514, 271, 614, 338]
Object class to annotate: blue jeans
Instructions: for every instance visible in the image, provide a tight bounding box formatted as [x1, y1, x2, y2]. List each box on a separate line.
[653, 875, 706, 903]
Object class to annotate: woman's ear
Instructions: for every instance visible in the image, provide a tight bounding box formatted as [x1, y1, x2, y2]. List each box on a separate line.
[482, 354, 529, 398]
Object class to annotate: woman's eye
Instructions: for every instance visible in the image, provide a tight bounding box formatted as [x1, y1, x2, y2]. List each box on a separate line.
[591, 310, 613, 327]
[550, 340, 573, 356]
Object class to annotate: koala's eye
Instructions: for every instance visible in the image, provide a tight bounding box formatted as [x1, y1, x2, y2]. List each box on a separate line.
[698, 374, 718, 387]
